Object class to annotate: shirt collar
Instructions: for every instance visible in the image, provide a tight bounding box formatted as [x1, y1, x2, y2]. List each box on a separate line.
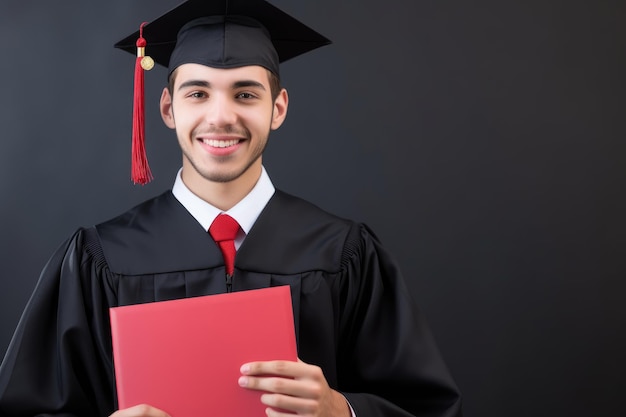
[172, 166, 275, 235]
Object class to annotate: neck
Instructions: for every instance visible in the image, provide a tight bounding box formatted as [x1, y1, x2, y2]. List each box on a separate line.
[182, 163, 262, 212]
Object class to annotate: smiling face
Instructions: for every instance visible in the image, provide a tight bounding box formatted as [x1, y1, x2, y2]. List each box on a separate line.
[160, 63, 288, 205]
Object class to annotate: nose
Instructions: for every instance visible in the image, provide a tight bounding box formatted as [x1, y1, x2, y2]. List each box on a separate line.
[205, 94, 238, 128]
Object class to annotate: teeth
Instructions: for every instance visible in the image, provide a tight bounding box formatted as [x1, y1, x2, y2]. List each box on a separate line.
[202, 139, 239, 148]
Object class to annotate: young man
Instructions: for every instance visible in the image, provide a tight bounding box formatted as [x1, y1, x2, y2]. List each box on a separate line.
[0, 1, 462, 416]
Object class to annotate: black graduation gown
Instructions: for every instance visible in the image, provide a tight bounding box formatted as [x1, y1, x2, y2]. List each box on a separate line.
[0, 190, 462, 417]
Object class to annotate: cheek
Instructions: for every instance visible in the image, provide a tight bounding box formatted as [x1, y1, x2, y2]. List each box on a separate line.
[243, 107, 274, 129]
[171, 106, 200, 130]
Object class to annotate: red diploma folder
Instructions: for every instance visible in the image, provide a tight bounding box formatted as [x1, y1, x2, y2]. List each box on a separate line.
[110, 285, 297, 416]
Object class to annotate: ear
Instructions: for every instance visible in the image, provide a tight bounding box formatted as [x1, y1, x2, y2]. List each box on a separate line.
[270, 88, 289, 131]
[160, 87, 176, 129]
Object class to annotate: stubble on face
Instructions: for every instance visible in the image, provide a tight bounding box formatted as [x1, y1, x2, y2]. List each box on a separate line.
[182, 123, 271, 184]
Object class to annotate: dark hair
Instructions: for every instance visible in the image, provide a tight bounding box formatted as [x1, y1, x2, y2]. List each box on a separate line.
[266, 70, 282, 102]
[167, 68, 282, 102]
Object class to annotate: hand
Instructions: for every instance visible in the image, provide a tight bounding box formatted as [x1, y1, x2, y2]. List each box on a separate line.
[109, 404, 171, 417]
[239, 358, 351, 417]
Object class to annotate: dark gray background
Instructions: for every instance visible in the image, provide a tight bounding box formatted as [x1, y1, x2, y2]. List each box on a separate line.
[1, 1, 625, 416]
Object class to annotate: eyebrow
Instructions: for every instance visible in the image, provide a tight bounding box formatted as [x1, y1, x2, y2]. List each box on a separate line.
[232, 80, 266, 91]
[177, 80, 210, 91]
[177, 79, 267, 92]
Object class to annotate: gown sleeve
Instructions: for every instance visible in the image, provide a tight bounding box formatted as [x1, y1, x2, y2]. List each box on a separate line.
[338, 223, 462, 417]
[0, 227, 117, 417]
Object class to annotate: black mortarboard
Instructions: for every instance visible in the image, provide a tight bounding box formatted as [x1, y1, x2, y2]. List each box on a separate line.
[115, 0, 331, 77]
[114, 0, 330, 185]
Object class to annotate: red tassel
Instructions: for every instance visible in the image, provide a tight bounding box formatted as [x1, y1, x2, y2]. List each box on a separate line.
[131, 22, 153, 185]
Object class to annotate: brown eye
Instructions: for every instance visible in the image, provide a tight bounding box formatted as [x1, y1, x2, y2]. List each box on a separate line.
[236, 92, 256, 99]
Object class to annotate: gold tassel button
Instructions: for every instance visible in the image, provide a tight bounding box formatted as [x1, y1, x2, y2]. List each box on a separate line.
[141, 56, 154, 71]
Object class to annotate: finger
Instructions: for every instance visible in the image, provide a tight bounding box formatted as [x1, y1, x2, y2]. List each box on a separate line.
[239, 374, 316, 398]
[261, 393, 317, 415]
[241, 360, 300, 377]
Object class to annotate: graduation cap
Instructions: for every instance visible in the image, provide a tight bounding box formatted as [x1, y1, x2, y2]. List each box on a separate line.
[114, 0, 331, 185]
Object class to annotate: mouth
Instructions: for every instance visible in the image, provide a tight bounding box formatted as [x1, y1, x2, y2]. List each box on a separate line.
[197, 135, 245, 156]
[201, 138, 241, 148]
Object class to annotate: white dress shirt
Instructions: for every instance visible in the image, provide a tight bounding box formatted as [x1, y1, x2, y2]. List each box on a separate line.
[171, 166, 275, 249]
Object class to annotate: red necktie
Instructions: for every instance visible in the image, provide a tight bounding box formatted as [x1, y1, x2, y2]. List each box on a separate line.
[209, 214, 240, 276]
